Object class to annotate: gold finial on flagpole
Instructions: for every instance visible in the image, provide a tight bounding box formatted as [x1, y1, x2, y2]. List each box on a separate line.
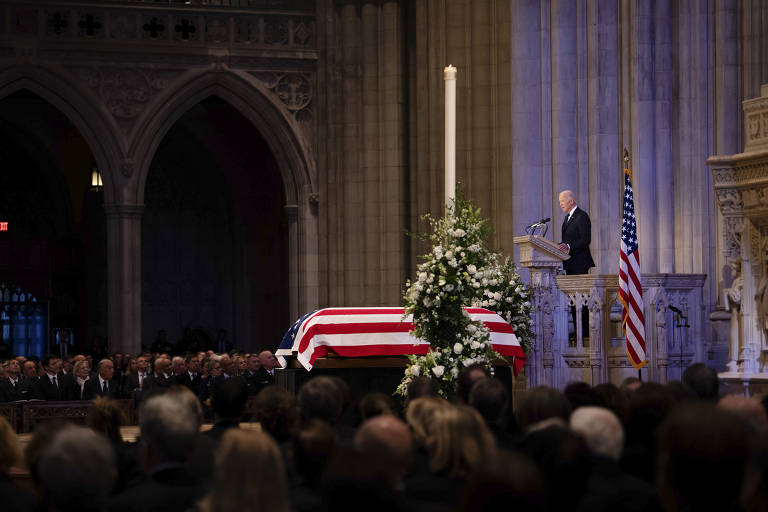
[623, 147, 630, 166]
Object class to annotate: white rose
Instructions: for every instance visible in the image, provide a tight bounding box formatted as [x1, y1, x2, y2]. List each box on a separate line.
[453, 343, 463, 354]
[469, 244, 480, 253]
[448, 259, 458, 268]
[451, 367, 459, 378]
[462, 358, 475, 367]
[444, 284, 454, 292]
[488, 299, 497, 306]
[494, 292, 502, 301]
[473, 282, 481, 288]
[467, 324, 477, 333]
[471, 340, 481, 350]
[489, 279, 498, 286]
[423, 298, 431, 307]
[418, 272, 428, 282]
[410, 365, 420, 376]
[432, 365, 445, 378]
[445, 250, 453, 259]
[454, 228, 466, 237]
[467, 264, 477, 274]
[482, 300, 489, 307]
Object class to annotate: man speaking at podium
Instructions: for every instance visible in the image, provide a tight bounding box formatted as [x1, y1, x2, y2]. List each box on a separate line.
[557, 190, 595, 275]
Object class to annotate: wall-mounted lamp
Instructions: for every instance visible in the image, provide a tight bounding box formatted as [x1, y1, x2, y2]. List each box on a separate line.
[90, 161, 103, 192]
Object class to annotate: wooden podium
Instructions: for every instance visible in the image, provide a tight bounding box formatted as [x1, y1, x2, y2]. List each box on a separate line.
[513, 234, 569, 287]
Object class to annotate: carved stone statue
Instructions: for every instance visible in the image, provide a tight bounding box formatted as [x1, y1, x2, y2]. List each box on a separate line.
[724, 258, 743, 372]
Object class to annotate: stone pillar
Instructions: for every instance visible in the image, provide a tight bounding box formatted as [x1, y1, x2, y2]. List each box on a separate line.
[104, 203, 143, 355]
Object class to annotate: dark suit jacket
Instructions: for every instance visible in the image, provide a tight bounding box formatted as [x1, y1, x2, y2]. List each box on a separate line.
[561, 207, 596, 275]
[0, 377, 37, 402]
[37, 373, 67, 401]
[59, 373, 87, 401]
[82, 376, 120, 400]
[109, 465, 205, 512]
[256, 367, 275, 386]
[174, 371, 201, 393]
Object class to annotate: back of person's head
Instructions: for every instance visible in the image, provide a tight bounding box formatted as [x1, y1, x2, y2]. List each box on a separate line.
[38, 425, 115, 512]
[682, 363, 719, 401]
[657, 403, 752, 511]
[426, 404, 497, 479]
[0, 415, 21, 473]
[212, 378, 247, 420]
[517, 425, 591, 511]
[253, 385, 298, 443]
[564, 381, 606, 410]
[86, 397, 125, 443]
[166, 385, 204, 429]
[718, 395, 768, 435]
[469, 377, 509, 428]
[625, 382, 674, 447]
[569, 406, 624, 460]
[201, 428, 290, 512]
[358, 392, 396, 421]
[298, 376, 343, 424]
[354, 415, 413, 487]
[592, 382, 629, 424]
[294, 419, 339, 486]
[666, 379, 698, 402]
[516, 386, 572, 432]
[457, 363, 490, 403]
[25, 420, 69, 485]
[407, 376, 439, 401]
[405, 396, 449, 448]
[459, 450, 548, 512]
[139, 393, 198, 465]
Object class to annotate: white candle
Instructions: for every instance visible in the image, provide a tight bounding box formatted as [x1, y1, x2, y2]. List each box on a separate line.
[444, 65, 457, 208]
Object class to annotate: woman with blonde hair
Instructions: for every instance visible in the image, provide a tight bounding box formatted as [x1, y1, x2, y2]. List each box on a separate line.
[0, 415, 37, 510]
[426, 404, 497, 479]
[198, 428, 290, 512]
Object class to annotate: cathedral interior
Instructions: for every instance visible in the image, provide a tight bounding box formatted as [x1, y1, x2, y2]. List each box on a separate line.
[1, 0, 768, 387]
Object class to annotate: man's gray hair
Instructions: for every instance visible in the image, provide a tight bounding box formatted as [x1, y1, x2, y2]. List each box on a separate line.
[139, 393, 198, 463]
[38, 425, 115, 511]
[570, 406, 624, 460]
[97, 358, 112, 371]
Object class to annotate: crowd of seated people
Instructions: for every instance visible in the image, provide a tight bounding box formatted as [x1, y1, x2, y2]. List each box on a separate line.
[3, 359, 768, 511]
[0, 342, 279, 406]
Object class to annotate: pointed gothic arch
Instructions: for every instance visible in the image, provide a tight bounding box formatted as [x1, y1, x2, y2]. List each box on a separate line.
[0, 66, 123, 204]
[133, 70, 318, 322]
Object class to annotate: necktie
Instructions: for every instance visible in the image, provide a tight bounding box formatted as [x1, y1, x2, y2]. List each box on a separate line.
[53, 376, 58, 388]
[103, 381, 108, 393]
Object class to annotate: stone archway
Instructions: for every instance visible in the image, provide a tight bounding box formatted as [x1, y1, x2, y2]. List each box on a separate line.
[131, 70, 318, 351]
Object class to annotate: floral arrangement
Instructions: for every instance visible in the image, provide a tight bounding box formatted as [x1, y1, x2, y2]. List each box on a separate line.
[395, 197, 533, 399]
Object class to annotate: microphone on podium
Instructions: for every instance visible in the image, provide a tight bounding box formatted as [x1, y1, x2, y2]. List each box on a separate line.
[525, 217, 551, 237]
[526, 217, 551, 230]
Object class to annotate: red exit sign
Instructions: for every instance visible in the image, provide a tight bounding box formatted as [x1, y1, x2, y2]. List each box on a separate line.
[0, 222, 7, 231]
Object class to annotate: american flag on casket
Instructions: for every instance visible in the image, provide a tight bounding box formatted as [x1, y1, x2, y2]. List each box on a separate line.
[276, 307, 526, 377]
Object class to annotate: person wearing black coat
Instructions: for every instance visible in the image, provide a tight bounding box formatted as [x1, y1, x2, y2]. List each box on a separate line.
[558, 190, 595, 275]
[83, 359, 120, 400]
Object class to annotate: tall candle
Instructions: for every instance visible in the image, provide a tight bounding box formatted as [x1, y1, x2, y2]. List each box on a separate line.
[444, 65, 456, 208]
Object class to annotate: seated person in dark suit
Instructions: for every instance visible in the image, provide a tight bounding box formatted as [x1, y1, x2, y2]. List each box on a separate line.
[174, 354, 202, 393]
[146, 356, 173, 390]
[243, 353, 263, 396]
[83, 359, 119, 400]
[109, 394, 206, 512]
[0, 359, 37, 402]
[123, 354, 151, 400]
[257, 350, 279, 386]
[37, 355, 66, 401]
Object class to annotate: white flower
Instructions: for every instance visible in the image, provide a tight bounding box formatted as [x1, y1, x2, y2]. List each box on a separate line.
[462, 358, 476, 367]
[410, 365, 421, 376]
[453, 342, 463, 354]
[489, 279, 498, 286]
[471, 340, 481, 349]
[469, 244, 480, 253]
[482, 300, 489, 307]
[445, 250, 453, 259]
[448, 259, 458, 268]
[432, 365, 445, 378]
[454, 228, 466, 237]
[467, 324, 477, 333]
[467, 264, 477, 274]
[488, 299, 497, 306]
[418, 272, 428, 282]
[493, 292, 502, 301]
[423, 298, 431, 307]
[444, 284, 454, 292]
[427, 275, 434, 284]
[451, 367, 459, 378]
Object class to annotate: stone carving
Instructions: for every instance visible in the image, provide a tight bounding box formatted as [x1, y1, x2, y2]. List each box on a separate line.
[142, 15, 167, 40]
[74, 67, 177, 132]
[205, 17, 228, 43]
[724, 258, 743, 372]
[265, 19, 289, 45]
[275, 73, 312, 111]
[109, 12, 136, 40]
[723, 217, 744, 259]
[77, 12, 103, 38]
[174, 17, 198, 42]
[717, 189, 743, 213]
[749, 114, 761, 140]
[120, 160, 134, 178]
[46, 10, 70, 37]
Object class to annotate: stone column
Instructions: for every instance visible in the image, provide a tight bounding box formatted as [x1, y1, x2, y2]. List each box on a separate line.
[104, 203, 143, 355]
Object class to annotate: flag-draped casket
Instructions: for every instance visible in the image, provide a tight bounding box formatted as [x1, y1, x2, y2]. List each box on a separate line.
[276, 307, 526, 376]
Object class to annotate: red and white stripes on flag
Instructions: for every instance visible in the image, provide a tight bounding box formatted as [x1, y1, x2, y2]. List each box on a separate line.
[285, 307, 526, 376]
[618, 167, 647, 369]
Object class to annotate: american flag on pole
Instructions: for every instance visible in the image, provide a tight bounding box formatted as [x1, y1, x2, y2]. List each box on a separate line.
[618, 153, 646, 369]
